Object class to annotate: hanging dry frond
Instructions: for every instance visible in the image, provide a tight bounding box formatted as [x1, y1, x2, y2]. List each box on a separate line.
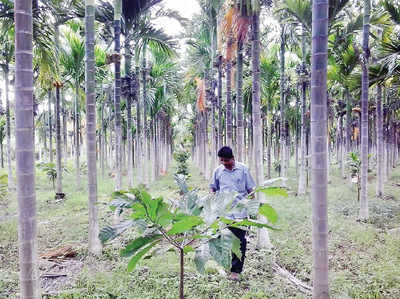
[231, 65, 236, 89]
[195, 77, 206, 112]
[353, 127, 360, 141]
[235, 14, 251, 43]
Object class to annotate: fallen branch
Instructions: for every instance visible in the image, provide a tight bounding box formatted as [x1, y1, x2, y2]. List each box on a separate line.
[40, 245, 77, 260]
[41, 273, 67, 278]
[272, 262, 312, 295]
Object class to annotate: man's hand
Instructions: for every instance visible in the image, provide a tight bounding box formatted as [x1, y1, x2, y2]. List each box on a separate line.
[247, 188, 255, 199]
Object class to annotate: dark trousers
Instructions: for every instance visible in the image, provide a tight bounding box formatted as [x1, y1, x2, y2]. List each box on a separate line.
[228, 227, 247, 274]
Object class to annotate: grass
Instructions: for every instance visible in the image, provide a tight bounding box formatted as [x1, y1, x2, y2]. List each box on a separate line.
[0, 159, 400, 298]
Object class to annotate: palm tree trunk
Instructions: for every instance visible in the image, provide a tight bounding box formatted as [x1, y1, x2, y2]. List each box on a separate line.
[74, 80, 81, 189]
[101, 99, 105, 177]
[62, 93, 68, 159]
[55, 85, 63, 195]
[85, 0, 102, 254]
[125, 38, 133, 188]
[217, 55, 223, 149]
[4, 68, 13, 190]
[15, 0, 39, 296]
[339, 115, 345, 179]
[114, 0, 122, 190]
[48, 90, 53, 163]
[226, 46, 233, 148]
[266, 100, 271, 179]
[360, 0, 371, 220]
[135, 67, 143, 184]
[237, 40, 244, 162]
[142, 51, 149, 185]
[376, 84, 383, 197]
[311, 0, 329, 297]
[279, 25, 287, 182]
[252, 7, 271, 249]
[298, 25, 307, 195]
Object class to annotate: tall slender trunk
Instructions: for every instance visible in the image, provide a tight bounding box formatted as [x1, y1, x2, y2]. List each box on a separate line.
[266, 100, 271, 178]
[237, 40, 244, 162]
[74, 81, 81, 189]
[376, 84, 383, 197]
[4, 69, 13, 190]
[135, 67, 143, 184]
[311, 0, 329, 297]
[85, 0, 102, 254]
[15, 0, 39, 296]
[125, 38, 133, 188]
[360, 0, 371, 220]
[279, 25, 287, 181]
[101, 99, 105, 177]
[48, 90, 53, 163]
[298, 25, 307, 195]
[113, 0, 122, 190]
[142, 50, 149, 185]
[55, 85, 62, 195]
[339, 115, 345, 178]
[226, 42, 233, 148]
[252, 8, 271, 249]
[62, 93, 67, 159]
[217, 55, 223, 149]
[204, 72, 211, 177]
[211, 85, 217, 170]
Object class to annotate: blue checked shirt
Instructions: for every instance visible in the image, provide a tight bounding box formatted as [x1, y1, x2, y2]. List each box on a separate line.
[210, 162, 256, 219]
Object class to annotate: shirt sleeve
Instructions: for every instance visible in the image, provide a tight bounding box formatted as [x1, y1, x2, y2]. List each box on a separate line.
[209, 168, 219, 191]
[244, 167, 256, 192]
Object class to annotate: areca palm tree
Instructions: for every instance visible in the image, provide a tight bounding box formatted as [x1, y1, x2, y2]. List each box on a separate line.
[260, 49, 280, 178]
[60, 27, 85, 189]
[0, 25, 14, 190]
[245, 0, 272, 249]
[85, 0, 102, 255]
[14, 0, 39, 297]
[311, 0, 329, 296]
[359, 0, 371, 220]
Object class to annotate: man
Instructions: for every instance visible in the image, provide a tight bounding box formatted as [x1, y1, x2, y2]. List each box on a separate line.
[210, 146, 256, 281]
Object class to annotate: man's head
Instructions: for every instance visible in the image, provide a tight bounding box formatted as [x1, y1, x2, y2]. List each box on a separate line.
[218, 146, 235, 170]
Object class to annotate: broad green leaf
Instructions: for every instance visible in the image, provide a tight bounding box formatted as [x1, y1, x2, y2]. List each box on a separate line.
[127, 240, 161, 272]
[231, 219, 278, 230]
[208, 234, 232, 270]
[258, 204, 278, 224]
[247, 199, 260, 217]
[120, 234, 163, 257]
[167, 216, 203, 235]
[155, 201, 175, 227]
[99, 220, 134, 244]
[219, 217, 234, 225]
[183, 246, 194, 254]
[109, 195, 136, 214]
[194, 244, 211, 274]
[257, 187, 288, 197]
[130, 203, 146, 219]
[231, 234, 242, 260]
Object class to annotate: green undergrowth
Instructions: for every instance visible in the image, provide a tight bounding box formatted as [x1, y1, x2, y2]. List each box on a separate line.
[0, 161, 400, 298]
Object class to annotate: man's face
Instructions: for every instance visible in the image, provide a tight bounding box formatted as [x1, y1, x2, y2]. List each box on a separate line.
[219, 157, 235, 170]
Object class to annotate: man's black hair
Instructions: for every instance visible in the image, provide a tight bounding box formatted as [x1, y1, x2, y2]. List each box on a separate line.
[218, 146, 234, 159]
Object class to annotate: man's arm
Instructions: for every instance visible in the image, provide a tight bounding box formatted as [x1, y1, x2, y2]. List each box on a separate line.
[209, 169, 219, 193]
[244, 167, 256, 197]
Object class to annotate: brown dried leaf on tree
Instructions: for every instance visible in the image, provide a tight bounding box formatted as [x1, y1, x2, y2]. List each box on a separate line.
[195, 77, 206, 112]
[106, 53, 121, 65]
